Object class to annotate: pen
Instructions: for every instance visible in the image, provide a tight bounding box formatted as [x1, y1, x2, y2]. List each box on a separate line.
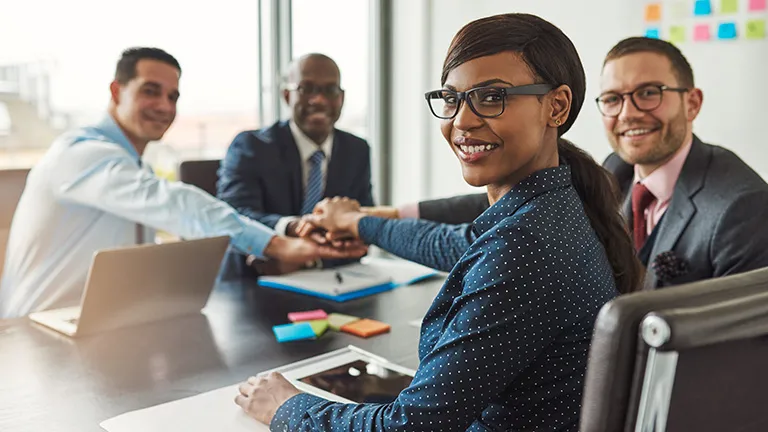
[335, 271, 344, 284]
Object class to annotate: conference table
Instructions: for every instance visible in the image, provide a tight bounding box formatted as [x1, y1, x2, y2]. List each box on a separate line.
[0, 276, 444, 432]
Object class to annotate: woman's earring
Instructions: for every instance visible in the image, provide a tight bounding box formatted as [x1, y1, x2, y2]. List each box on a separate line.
[555, 119, 562, 126]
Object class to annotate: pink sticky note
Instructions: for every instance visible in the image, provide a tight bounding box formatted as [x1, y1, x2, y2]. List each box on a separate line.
[288, 309, 328, 322]
[694, 24, 711, 41]
[749, 0, 766, 11]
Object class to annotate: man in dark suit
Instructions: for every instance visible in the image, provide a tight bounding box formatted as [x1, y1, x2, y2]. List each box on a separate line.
[218, 53, 373, 276]
[365, 37, 768, 290]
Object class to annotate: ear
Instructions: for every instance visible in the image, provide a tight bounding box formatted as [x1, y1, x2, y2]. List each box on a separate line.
[109, 81, 121, 104]
[685, 88, 703, 122]
[282, 89, 291, 106]
[548, 84, 573, 128]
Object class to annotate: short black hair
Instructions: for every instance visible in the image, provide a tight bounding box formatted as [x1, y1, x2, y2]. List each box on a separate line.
[114, 47, 181, 84]
[604, 37, 694, 88]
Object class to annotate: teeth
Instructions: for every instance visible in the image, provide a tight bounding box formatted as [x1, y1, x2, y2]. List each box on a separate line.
[624, 128, 653, 137]
[459, 144, 496, 154]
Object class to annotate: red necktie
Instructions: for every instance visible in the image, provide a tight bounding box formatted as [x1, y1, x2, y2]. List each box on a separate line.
[632, 182, 656, 250]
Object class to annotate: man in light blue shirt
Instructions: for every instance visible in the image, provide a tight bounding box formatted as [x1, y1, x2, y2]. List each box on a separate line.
[0, 47, 363, 319]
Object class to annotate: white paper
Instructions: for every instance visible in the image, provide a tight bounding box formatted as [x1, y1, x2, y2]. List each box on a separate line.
[100, 384, 265, 432]
[360, 256, 440, 286]
[258, 257, 438, 297]
[100, 346, 414, 432]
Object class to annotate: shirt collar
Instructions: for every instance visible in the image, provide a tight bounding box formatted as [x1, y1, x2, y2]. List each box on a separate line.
[473, 165, 572, 237]
[633, 137, 692, 203]
[289, 120, 334, 162]
[84, 113, 141, 162]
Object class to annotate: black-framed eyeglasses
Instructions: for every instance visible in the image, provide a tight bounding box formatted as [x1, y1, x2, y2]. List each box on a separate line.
[595, 84, 688, 117]
[285, 83, 344, 98]
[424, 84, 553, 120]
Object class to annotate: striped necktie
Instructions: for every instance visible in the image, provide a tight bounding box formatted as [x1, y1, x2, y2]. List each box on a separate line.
[301, 150, 325, 215]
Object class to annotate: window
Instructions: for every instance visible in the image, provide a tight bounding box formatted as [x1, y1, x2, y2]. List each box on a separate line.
[0, 0, 261, 169]
[291, 0, 370, 139]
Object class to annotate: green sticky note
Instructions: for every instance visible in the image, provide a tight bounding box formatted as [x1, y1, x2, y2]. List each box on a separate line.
[327, 313, 360, 331]
[721, 0, 739, 13]
[746, 19, 766, 39]
[669, 26, 686, 43]
[308, 319, 329, 337]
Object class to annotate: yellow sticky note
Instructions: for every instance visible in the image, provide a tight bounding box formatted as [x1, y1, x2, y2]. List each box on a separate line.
[645, 3, 662, 21]
[669, 26, 686, 43]
[721, 0, 739, 13]
[746, 19, 766, 39]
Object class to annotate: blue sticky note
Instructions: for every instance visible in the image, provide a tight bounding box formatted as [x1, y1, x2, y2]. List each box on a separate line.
[717, 22, 738, 39]
[694, 0, 713, 15]
[646, 27, 661, 38]
[273, 322, 316, 342]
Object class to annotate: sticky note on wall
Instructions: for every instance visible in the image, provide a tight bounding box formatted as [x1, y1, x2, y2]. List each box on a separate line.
[645, 3, 662, 21]
[646, 27, 661, 38]
[746, 19, 767, 39]
[670, 1, 688, 19]
[669, 26, 686, 43]
[717, 22, 738, 39]
[720, 0, 739, 13]
[749, 0, 767, 11]
[694, 24, 712, 41]
[695, 0, 713, 15]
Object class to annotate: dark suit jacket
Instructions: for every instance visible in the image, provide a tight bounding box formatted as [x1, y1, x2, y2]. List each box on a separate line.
[418, 193, 488, 224]
[217, 120, 374, 277]
[604, 135, 768, 290]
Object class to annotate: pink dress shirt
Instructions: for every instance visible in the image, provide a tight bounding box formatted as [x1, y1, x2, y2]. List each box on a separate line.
[633, 138, 692, 235]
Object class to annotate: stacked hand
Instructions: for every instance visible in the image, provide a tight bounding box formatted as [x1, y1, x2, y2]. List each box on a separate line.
[258, 197, 370, 275]
[295, 197, 369, 247]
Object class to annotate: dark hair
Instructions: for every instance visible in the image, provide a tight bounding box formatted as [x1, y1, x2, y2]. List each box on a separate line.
[605, 37, 694, 88]
[443, 13, 643, 294]
[114, 47, 181, 84]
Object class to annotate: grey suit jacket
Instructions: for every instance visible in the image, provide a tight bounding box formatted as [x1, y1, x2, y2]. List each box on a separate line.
[604, 135, 768, 290]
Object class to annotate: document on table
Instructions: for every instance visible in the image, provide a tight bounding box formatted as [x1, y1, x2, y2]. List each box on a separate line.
[100, 346, 415, 432]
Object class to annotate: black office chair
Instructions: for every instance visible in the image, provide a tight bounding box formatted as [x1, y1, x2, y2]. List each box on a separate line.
[177, 159, 220, 196]
[580, 266, 768, 432]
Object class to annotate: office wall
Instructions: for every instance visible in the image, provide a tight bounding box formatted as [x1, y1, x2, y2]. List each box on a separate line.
[390, 0, 767, 204]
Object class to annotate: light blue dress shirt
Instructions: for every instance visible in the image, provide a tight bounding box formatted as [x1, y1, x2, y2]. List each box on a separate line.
[0, 114, 275, 319]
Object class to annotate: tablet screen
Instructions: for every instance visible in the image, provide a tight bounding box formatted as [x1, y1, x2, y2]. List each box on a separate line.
[299, 359, 413, 403]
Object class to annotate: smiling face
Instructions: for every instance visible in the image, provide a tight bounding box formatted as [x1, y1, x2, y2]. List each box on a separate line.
[283, 56, 344, 144]
[440, 52, 567, 194]
[110, 59, 179, 147]
[600, 52, 702, 174]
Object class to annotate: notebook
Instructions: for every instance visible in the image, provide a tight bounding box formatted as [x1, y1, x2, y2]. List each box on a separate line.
[258, 257, 438, 302]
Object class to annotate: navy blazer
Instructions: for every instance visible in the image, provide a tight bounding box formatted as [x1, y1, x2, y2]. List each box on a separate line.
[217, 120, 374, 227]
[217, 121, 374, 276]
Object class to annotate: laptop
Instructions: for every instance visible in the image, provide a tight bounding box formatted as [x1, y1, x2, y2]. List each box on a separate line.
[29, 236, 229, 337]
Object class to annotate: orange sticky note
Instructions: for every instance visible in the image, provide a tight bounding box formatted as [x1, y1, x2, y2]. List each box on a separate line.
[645, 3, 662, 21]
[340, 318, 391, 338]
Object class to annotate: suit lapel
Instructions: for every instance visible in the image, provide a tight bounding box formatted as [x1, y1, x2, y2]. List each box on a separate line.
[276, 122, 304, 213]
[644, 136, 710, 289]
[324, 131, 346, 198]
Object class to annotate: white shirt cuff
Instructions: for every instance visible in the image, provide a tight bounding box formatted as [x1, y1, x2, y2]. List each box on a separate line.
[274, 216, 301, 236]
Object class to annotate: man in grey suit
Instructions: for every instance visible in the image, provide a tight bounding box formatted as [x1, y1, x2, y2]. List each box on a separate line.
[365, 37, 768, 290]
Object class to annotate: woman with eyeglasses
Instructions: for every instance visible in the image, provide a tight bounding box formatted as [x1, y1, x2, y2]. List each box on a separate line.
[234, 13, 643, 432]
